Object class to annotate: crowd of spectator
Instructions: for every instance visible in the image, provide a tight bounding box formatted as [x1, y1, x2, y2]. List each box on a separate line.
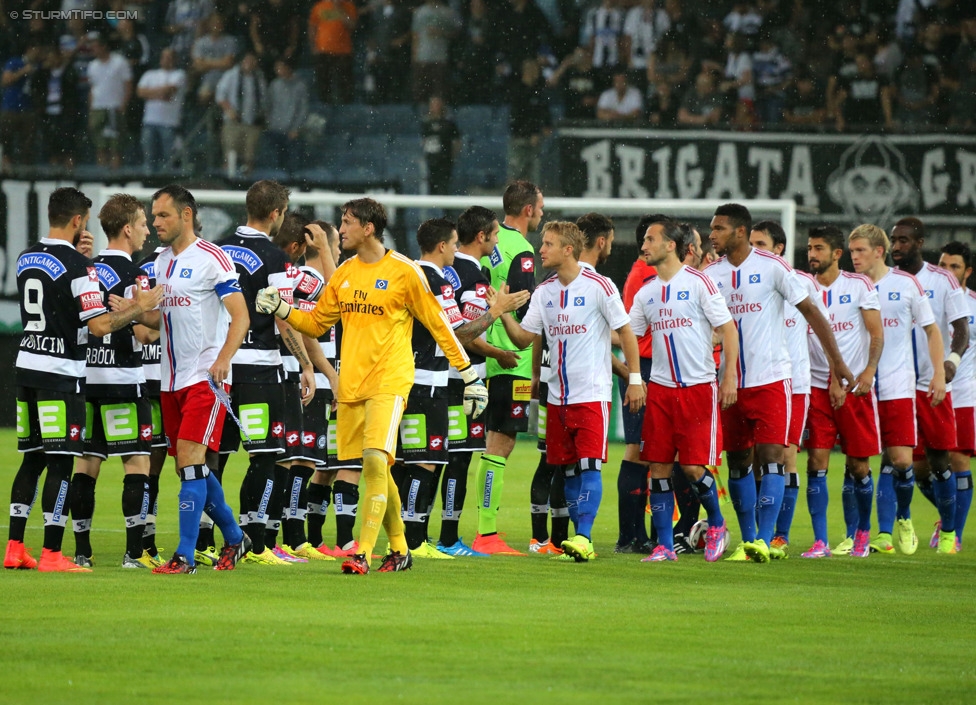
[1, 0, 975, 176]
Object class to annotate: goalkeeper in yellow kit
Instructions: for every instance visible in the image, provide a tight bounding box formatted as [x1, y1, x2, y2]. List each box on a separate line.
[256, 198, 488, 574]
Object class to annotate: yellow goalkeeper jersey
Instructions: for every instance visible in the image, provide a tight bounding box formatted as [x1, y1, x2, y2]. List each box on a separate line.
[286, 249, 470, 401]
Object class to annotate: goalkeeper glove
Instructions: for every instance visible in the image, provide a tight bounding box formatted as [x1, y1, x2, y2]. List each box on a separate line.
[255, 285, 292, 319]
[459, 365, 488, 419]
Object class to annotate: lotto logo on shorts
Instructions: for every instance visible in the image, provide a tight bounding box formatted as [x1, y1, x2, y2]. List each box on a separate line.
[429, 435, 444, 450]
[286, 431, 300, 447]
[68, 424, 81, 440]
[140, 425, 152, 441]
[271, 422, 284, 438]
[302, 432, 316, 447]
[511, 404, 525, 418]
[470, 422, 485, 438]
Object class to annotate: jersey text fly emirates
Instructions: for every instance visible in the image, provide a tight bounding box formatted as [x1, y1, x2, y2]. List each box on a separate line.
[547, 313, 586, 336]
[162, 283, 192, 307]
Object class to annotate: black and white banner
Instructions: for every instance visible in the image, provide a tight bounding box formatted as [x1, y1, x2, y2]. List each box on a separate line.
[559, 128, 976, 226]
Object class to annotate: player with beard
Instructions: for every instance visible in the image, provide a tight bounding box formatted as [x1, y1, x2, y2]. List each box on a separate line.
[707, 205, 853, 563]
[215, 180, 315, 566]
[70, 194, 156, 569]
[629, 217, 737, 562]
[747, 220, 825, 553]
[848, 224, 944, 556]
[937, 242, 976, 552]
[5, 188, 160, 572]
[498, 221, 644, 561]
[801, 226, 883, 559]
[890, 217, 969, 555]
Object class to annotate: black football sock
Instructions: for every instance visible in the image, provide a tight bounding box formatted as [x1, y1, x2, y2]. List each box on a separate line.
[70, 473, 96, 558]
[143, 473, 159, 553]
[332, 479, 359, 549]
[306, 481, 331, 547]
[439, 451, 471, 546]
[672, 463, 700, 537]
[42, 455, 73, 552]
[424, 466, 442, 543]
[402, 468, 434, 550]
[283, 465, 313, 549]
[550, 468, 570, 546]
[264, 463, 289, 549]
[122, 474, 149, 558]
[530, 454, 556, 542]
[8, 452, 45, 542]
[243, 454, 275, 554]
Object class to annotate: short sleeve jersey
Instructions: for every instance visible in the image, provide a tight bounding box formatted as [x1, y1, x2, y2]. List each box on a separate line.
[874, 267, 935, 401]
[520, 264, 629, 405]
[909, 262, 968, 392]
[217, 226, 296, 384]
[278, 265, 324, 382]
[787, 270, 821, 395]
[629, 265, 732, 388]
[138, 248, 165, 395]
[808, 272, 881, 389]
[705, 248, 808, 389]
[446, 252, 491, 380]
[482, 224, 536, 379]
[156, 238, 242, 392]
[285, 249, 470, 402]
[952, 289, 976, 408]
[292, 265, 333, 390]
[413, 261, 464, 388]
[86, 249, 150, 397]
[16, 238, 107, 393]
[622, 258, 657, 359]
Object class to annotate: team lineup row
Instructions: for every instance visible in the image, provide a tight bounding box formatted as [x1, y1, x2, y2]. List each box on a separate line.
[3, 180, 972, 573]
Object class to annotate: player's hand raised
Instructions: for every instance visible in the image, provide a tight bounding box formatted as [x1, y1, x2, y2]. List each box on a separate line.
[255, 285, 291, 318]
[459, 365, 488, 418]
[303, 223, 328, 253]
[490, 284, 530, 316]
[75, 230, 94, 258]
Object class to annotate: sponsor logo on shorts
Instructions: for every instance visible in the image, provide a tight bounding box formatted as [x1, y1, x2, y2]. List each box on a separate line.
[511, 403, 525, 418]
[302, 431, 316, 447]
[470, 422, 485, 438]
[429, 435, 444, 450]
[286, 431, 300, 447]
[316, 434, 327, 449]
[271, 422, 284, 438]
[69, 424, 81, 440]
[140, 425, 152, 440]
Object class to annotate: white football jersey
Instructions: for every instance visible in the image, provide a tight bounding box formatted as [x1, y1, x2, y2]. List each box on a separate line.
[787, 270, 821, 395]
[952, 288, 976, 408]
[629, 265, 732, 388]
[705, 248, 807, 389]
[521, 264, 629, 404]
[156, 238, 241, 392]
[908, 262, 968, 392]
[872, 268, 935, 401]
[808, 271, 880, 389]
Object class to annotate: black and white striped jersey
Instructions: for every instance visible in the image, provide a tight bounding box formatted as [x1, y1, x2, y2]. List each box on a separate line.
[16, 238, 107, 393]
[138, 248, 164, 396]
[412, 260, 464, 388]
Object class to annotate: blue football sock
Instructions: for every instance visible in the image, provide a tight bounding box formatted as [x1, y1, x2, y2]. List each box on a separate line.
[956, 472, 972, 543]
[649, 478, 675, 551]
[855, 473, 873, 532]
[932, 468, 956, 533]
[757, 464, 786, 544]
[176, 478, 207, 562]
[894, 465, 915, 520]
[806, 471, 829, 544]
[775, 473, 799, 541]
[841, 471, 857, 539]
[876, 466, 896, 534]
[728, 470, 757, 542]
[690, 469, 724, 528]
[575, 467, 603, 540]
[564, 472, 582, 531]
[205, 471, 244, 545]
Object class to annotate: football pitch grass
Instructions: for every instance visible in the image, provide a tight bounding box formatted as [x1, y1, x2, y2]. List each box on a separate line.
[1, 430, 974, 704]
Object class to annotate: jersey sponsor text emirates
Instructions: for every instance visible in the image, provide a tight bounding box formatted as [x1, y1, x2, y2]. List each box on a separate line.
[156, 239, 241, 392]
[908, 262, 968, 392]
[629, 265, 732, 388]
[873, 268, 934, 401]
[521, 263, 629, 404]
[808, 271, 880, 389]
[705, 248, 808, 389]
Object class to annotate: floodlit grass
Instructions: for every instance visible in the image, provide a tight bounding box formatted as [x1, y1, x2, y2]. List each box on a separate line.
[1, 429, 974, 704]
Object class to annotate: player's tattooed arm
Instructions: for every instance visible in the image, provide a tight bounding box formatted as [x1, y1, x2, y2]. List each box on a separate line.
[90, 286, 163, 337]
[276, 319, 312, 369]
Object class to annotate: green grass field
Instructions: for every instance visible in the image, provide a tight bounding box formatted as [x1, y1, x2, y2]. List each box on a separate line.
[1, 429, 974, 704]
